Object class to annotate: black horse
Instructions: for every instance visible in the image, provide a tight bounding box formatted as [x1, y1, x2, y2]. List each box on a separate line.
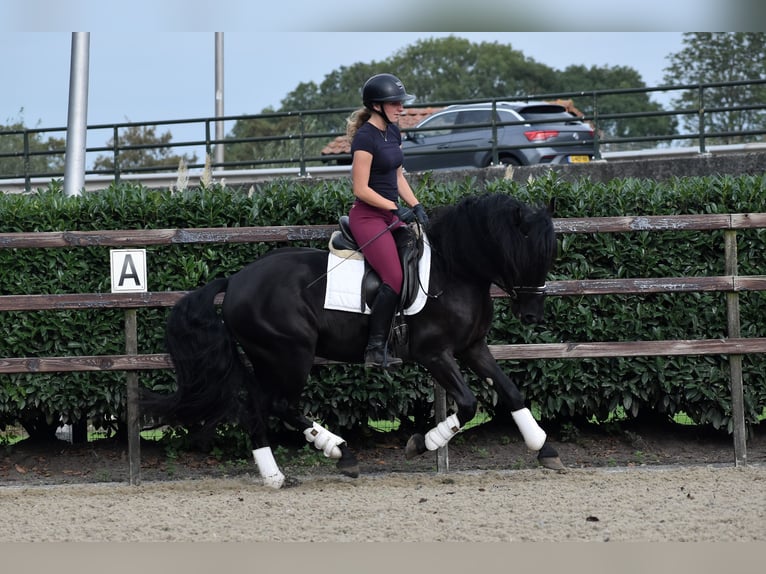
[141, 193, 563, 488]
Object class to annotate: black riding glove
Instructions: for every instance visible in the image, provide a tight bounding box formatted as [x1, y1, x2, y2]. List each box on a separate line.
[412, 203, 429, 226]
[393, 206, 416, 224]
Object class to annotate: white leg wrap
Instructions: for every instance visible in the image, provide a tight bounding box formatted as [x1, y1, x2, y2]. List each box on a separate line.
[512, 408, 547, 451]
[304, 421, 344, 459]
[424, 413, 461, 451]
[253, 447, 285, 489]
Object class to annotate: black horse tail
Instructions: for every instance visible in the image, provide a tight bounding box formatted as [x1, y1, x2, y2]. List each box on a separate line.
[140, 277, 248, 432]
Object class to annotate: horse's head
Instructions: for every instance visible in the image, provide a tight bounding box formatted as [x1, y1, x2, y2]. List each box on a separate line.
[509, 283, 548, 324]
[504, 197, 556, 325]
[427, 193, 557, 325]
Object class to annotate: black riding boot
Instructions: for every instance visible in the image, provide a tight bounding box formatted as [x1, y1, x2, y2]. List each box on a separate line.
[364, 283, 403, 369]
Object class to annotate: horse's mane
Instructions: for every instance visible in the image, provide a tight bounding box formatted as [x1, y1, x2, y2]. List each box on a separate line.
[426, 193, 556, 289]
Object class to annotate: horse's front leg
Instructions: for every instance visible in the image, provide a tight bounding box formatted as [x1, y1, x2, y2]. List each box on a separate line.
[404, 352, 478, 459]
[459, 343, 565, 471]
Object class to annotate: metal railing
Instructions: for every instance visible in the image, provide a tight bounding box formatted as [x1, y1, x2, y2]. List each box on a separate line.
[1, 78, 765, 192]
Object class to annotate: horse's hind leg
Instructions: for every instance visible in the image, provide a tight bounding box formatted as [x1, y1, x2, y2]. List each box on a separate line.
[272, 401, 360, 479]
[240, 390, 293, 489]
[404, 353, 479, 459]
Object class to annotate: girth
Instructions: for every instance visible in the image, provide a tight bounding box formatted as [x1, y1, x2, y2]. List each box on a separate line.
[329, 215, 424, 312]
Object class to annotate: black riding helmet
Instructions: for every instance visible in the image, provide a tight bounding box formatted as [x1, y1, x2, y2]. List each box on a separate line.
[362, 73, 415, 124]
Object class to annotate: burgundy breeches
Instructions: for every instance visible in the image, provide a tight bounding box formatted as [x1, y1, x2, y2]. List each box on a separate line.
[348, 199, 404, 295]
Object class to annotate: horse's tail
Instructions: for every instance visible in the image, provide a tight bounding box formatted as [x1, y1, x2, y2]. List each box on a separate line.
[140, 277, 247, 430]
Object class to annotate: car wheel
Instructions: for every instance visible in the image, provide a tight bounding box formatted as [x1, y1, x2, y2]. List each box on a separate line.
[498, 155, 521, 167]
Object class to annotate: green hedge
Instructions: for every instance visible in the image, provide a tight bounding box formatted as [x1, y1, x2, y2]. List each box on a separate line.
[1, 172, 764, 442]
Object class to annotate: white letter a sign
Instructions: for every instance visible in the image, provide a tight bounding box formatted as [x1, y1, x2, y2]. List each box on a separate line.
[110, 249, 148, 293]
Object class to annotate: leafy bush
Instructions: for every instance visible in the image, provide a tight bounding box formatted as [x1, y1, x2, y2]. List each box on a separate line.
[1, 172, 764, 446]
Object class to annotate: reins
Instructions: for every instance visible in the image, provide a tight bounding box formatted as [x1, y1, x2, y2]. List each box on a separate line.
[414, 231, 442, 300]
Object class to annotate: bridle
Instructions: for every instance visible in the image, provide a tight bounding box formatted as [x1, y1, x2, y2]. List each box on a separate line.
[505, 283, 547, 301]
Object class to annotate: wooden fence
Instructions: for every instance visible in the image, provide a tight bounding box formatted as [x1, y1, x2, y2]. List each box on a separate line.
[2, 214, 766, 484]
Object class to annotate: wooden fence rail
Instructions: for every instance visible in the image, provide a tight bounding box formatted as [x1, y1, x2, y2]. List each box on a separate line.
[2, 213, 766, 483]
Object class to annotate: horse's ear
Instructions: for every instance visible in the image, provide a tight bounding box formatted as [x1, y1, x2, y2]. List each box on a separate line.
[547, 197, 557, 216]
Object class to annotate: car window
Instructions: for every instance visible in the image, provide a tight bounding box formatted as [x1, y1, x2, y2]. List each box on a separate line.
[452, 110, 497, 133]
[516, 105, 580, 124]
[416, 112, 458, 137]
[497, 110, 523, 127]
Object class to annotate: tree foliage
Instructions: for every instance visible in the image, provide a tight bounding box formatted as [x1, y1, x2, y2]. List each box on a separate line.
[663, 32, 766, 144]
[228, 35, 675, 162]
[92, 124, 198, 173]
[388, 36, 558, 102]
[555, 65, 677, 150]
[223, 112, 348, 168]
[0, 113, 65, 178]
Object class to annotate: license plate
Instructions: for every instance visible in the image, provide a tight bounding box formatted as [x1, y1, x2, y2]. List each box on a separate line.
[569, 155, 590, 163]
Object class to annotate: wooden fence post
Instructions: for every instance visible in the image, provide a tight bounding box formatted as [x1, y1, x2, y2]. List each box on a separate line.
[125, 309, 141, 485]
[724, 229, 747, 466]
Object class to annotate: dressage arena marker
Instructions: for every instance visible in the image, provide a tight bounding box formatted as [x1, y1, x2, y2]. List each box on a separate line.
[110, 249, 147, 293]
[110, 249, 147, 484]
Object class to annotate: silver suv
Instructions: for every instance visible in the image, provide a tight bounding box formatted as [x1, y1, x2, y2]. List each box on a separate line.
[401, 101, 595, 171]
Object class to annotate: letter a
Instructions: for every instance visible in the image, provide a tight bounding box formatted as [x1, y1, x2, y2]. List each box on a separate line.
[119, 254, 141, 287]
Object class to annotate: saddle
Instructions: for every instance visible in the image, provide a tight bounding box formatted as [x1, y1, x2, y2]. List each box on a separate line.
[329, 215, 424, 313]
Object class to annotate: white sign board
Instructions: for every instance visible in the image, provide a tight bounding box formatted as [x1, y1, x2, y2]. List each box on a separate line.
[110, 249, 147, 293]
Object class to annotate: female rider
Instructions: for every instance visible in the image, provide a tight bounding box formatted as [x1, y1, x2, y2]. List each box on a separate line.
[346, 73, 429, 369]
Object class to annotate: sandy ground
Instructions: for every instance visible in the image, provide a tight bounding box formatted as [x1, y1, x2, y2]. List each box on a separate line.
[1, 464, 763, 542]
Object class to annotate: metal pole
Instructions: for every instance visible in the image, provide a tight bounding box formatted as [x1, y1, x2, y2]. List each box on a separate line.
[64, 32, 90, 197]
[697, 84, 707, 155]
[214, 32, 224, 166]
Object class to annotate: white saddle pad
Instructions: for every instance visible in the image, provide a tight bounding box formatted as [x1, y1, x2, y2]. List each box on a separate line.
[323, 237, 432, 315]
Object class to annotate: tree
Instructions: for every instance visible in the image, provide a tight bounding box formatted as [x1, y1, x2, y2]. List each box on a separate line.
[282, 61, 378, 112]
[389, 36, 559, 102]
[0, 112, 66, 178]
[663, 33, 766, 144]
[93, 124, 198, 174]
[228, 35, 683, 165]
[279, 37, 561, 111]
[223, 110, 348, 169]
[555, 65, 677, 151]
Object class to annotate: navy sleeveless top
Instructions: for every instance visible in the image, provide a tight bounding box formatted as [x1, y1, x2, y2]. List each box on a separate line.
[350, 122, 403, 202]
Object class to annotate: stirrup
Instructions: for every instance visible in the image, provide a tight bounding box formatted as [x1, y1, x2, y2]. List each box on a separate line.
[364, 345, 403, 369]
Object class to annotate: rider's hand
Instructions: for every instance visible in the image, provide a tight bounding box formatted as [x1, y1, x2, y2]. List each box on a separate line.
[392, 206, 416, 224]
[412, 204, 429, 226]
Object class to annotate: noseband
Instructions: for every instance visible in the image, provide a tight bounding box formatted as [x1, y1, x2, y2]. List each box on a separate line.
[507, 284, 547, 300]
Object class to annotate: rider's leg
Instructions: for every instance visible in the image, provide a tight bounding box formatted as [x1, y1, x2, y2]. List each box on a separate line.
[364, 282, 403, 368]
[349, 203, 404, 370]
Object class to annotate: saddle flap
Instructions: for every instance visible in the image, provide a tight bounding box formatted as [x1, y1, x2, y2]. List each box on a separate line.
[330, 216, 425, 311]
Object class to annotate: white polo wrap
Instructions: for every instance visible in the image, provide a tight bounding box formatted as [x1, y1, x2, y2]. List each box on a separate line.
[424, 413, 461, 451]
[304, 421, 344, 459]
[512, 407, 547, 451]
[253, 447, 285, 489]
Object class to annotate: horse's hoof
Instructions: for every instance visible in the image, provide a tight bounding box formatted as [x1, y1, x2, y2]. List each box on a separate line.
[336, 445, 359, 478]
[405, 434, 427, 459]
[337, 460, 360, 479]
[538, 456, 566, 472]
[282, 475, 302, 488]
